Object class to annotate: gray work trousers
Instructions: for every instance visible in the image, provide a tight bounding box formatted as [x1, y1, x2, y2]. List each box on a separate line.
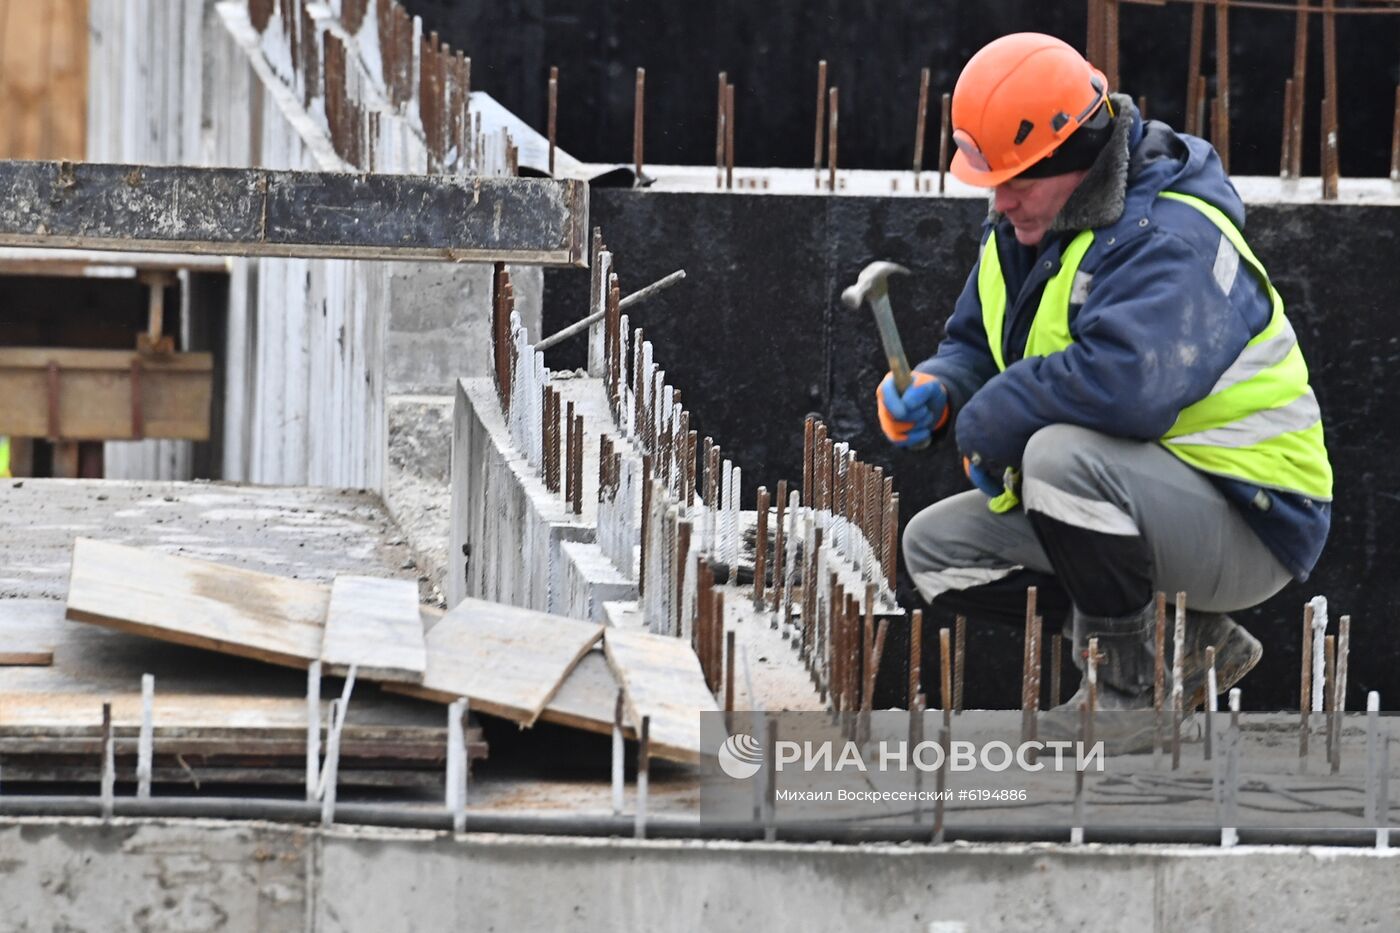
[902, 424, 1292, 628]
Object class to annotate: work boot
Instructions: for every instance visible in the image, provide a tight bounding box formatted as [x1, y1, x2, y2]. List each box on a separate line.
[1039, 602, 1158, 753]
[1041, 608, 1263, 755]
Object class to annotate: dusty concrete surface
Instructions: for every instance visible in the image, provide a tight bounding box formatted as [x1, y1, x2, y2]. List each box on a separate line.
[3, 817, 1400, 932]
[0, 478, 426, 602]
[385, 395, 454, 605]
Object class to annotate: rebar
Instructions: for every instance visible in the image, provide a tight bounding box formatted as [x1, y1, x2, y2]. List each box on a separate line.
[913, 67, 930, 175]
[909, 609, 922, 707]
[813, 60, 827, 185]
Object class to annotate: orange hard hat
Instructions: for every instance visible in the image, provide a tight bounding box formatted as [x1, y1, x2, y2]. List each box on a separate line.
[949, 33, 1109, 188]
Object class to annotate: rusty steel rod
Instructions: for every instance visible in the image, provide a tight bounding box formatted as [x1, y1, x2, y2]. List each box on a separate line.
[1105, 0, 1121, 92]
[633, 67, 645, 179]
[547, 66, 558, 175]
[754, 486, 770, 610]
[771, 480, 788, 613]
[1154, 591, 1168, 757]
[1332, 615, 1350, 774]
[1051, 633, 1063, 709]
[1281, 78, 1296, 177]
[913, 67, 930, 175]
[827, 86, 839, 192]
[1291, 0, 1309, 178]
[1301, 599, 1314, 764]
[1321, 0, 1339, 198]
[725, 83, 736, 190]
[725, 629, 736, 713]
[1391, 86, 1400, 181]
[1021, 587, 1038, 742]
[1215, 0, 1231, 171]
[909, 609, 923, 707]
[953, 614, 966, 712]
[813, 60, 828, 184]
[1324, 632, 1337, 763]
[938, 92, 951, 194]
[1172, 591, 1187, 769]
[715, 72, 727, 188]
[939, 626, 953, 728]
[1186, 0, 1205, 136]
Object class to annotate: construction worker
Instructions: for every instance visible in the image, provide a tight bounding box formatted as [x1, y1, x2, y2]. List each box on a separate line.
[878, 33, 1331, 743]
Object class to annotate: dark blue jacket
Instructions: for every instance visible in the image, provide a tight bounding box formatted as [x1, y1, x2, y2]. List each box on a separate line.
[917, 99, 1330, 581]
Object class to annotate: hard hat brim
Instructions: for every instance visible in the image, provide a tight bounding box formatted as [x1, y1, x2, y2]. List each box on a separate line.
[949, 148, 1029, 188]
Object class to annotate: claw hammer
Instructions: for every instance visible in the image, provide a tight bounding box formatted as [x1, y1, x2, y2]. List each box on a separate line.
[841, 261, 929, 449]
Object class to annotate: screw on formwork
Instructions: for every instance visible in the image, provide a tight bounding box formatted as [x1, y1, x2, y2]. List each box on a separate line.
[813, 60, 827, 188]
[827, 87, 839, 192]
[937, 92, 951, 194]
[913, 67, 930, 176]
[547, 66, 559, 175]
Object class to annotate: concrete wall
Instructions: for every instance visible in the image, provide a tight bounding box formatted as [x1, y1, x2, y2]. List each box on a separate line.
[5, 817, 1400, 932]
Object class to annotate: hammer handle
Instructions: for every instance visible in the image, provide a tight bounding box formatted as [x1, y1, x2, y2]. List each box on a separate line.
[871, 300, 930, 449]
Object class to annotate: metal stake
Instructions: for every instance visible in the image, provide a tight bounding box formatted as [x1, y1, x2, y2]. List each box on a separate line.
[101, 702, 115, 821]
[547, 66, 558, 175]
[137, 674, 154, 799]
[813, 60, 827, 187]
[1172, 591, 1187, 770]
[953, 615, 966, 712]
[306, 660, 321, 802]
[612, 689, 626, 816]
[913, 67, 930, 176]
[909, 608, 922, 707]
[633, 67, 645, 179]
[634, 715, 650, 839]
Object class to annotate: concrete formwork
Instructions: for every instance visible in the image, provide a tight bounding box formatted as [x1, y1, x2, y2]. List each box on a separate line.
[3, 818, 1399, 932]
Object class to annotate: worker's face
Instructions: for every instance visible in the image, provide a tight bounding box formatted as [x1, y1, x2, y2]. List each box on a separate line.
[993, 169, 1089, 247]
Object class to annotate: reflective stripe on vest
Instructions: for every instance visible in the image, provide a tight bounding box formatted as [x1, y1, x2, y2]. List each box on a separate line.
[975, 192, 1332, 501]
[0, 436, 9, 479]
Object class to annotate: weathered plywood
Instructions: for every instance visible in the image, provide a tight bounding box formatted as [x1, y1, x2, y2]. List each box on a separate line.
[539, 649, 634, 741]
[64, 537, 327, 669]
[321, 575, 426, 683]
[0, 161, 587, 265]
[0, 348, 213, 440]
[603, 628, 719, 764]
[390, 597, 602, 726]
[0, 650, 52, 666]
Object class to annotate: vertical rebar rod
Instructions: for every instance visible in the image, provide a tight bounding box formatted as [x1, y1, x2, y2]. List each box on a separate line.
[1281, 78, 1296, 178]
[1087, 0, 1104, 66]
[909, 608, 922, 708]
[827, 87, 839, 192]
[100, 702, 114, 821]
[633, 68, 645, 178]
[725, 82, 736, 190]
[1050, 633, 1063, 710]
[1321, 0, 1339, 199]
[547, 66, 558, 175]
[813, 60, 828, 185]
[938, 93, 951, 194]
[954, 614, 966, 712]
[1186, 0, 1205, 136]
[715, 72, 727, 188]
[1391, 86, 1400, 182]
[612, 689, 626, 815]
[913, 67, 930, 175]
[1027, 614, 1042, 749]
[1205, 645, 1218, 761]
[1291, 0, 1309, 178]
[1324, 633, 1337, 765]
[1301, 600, 1315, 766]
[1154, 591, 1167, 759]
[725, 630, 736, 713]
[754, 487, 770, 610]
[1172, 591, 1187, 770]
[1021, 587, 1037, 742]
[1104, 0, 1120, 92]
[771, 480, 788, 612]
[137, 674, 154, 800]
[1215, 0, 1231, 172]
[939, 626, 953, 729]
[306, 661, 321, 802]
[634, 716, 650, 840]
[1332, 615, 1350, 775]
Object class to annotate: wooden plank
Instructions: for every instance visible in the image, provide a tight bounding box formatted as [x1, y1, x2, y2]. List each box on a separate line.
[321, 575, 426, 683]
[388, 597, 602, 726]
[64, 537, 328, 669]
[0, 161, 588, 266]
[0, 650, 52, 666]
[0, 348, 213, 440]
[539, 649, 635, 741]
[603, 627, 719, 764]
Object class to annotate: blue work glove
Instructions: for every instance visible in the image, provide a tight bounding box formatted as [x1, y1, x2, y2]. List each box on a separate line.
[963, 454, 1022, 513]
[876, 372, 949, 449]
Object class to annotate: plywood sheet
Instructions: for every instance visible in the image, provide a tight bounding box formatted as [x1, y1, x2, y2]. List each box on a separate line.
[321, 575, 426, 683]
[540, 649, 634, 741]
[0, 348, 213, 440]
[390, 597, 602, 726]
[604, 628, 719, 764]
[64, 537, 327, 669]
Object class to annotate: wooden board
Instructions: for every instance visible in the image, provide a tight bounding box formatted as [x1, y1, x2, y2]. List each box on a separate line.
[388, 597, 602, 726]
[321, 575, 426, 683]
[64, 537, 327, 669]
[539, 649, 635, 741]
[0, 161, 587, 266]
[603, 628, 719, 764]
[0, 348, 213, 440]
[0, 650, 52, 666]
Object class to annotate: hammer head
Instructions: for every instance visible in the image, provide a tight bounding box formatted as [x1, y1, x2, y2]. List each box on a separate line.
[841, 261, 910, 311]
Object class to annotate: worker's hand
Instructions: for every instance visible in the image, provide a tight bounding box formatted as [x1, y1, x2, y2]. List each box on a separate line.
[877, 372, 948, 448]
[964, 455, 1023, 513]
